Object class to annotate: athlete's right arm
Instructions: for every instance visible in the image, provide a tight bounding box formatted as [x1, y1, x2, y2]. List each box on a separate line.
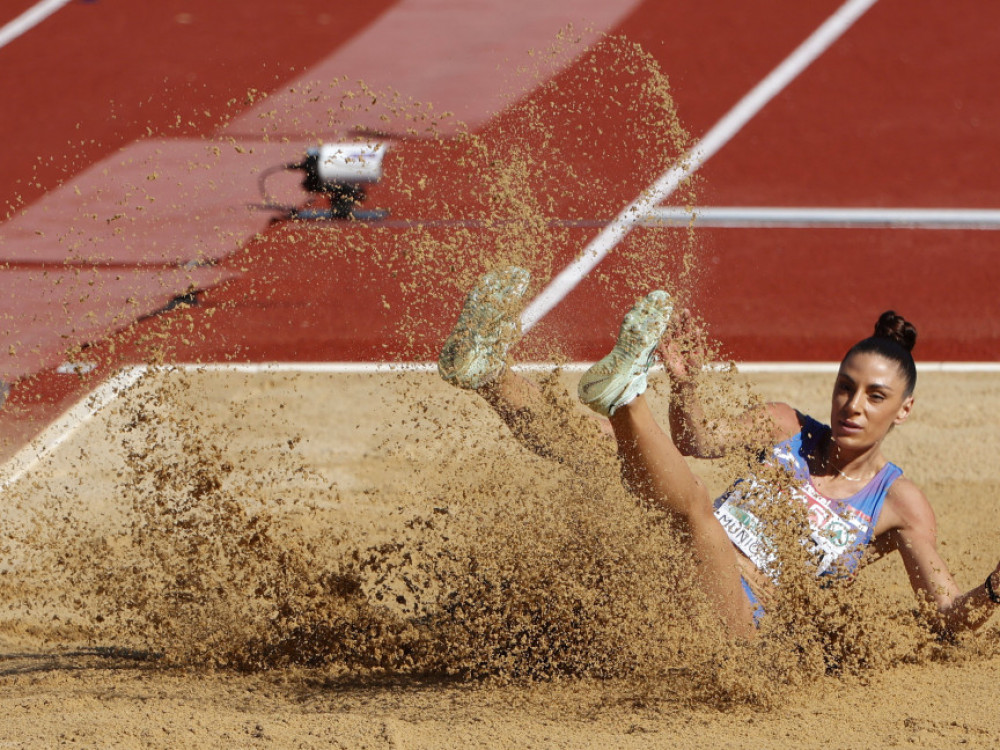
[668, 388, 797, 458]
[659, 311, 799, 458]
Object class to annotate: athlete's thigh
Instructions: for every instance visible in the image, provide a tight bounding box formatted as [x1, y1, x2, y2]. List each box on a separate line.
[684, 503, 757, 635]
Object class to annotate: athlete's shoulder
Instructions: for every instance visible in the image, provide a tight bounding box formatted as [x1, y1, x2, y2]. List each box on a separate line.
[887, 475, 925, 503]
[884, 476, 936, 534]
[764, 402, 805, 442]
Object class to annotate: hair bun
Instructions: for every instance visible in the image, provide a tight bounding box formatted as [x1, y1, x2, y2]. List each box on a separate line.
[873, 310, 916, 352]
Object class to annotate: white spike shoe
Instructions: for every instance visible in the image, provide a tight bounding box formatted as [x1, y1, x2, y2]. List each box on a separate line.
[578, 290, 674, 416]
[438, 267, 531, 390]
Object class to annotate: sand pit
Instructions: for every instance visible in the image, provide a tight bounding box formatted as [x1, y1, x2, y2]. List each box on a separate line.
[0, 366, 997, 748]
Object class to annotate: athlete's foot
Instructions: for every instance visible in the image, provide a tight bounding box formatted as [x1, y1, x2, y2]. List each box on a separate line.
[438, 266, 531, 390]
[578, 290, 674, 416]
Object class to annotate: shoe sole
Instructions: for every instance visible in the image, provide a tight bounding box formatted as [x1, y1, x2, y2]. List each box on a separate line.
[438, 267, 531, 389]
[578, 290, 673, 415]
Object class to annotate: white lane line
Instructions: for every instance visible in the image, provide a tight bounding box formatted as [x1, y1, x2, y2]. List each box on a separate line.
[644, 206, 1000, 230]
[518, 0, 880, 332]
[0, 0, 74, 50]
[177, 362, 439, 374]
[167, 362, 586, 375]
[736, 362, 1000, 373]
[172, 361, 1000, 374]
[0, 366, 147, 491]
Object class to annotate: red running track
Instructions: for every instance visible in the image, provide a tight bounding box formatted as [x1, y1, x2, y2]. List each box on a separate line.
[175, 0, 1000, 364]
[2, 0, 1000, 458]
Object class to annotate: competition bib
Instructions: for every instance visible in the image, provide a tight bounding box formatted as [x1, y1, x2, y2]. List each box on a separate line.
[714, 477, 875, 578]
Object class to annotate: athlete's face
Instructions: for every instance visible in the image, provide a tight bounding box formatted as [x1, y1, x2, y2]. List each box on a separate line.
[830, 352, 913, 448]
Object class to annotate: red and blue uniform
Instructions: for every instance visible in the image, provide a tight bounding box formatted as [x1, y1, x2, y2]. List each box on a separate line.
[714, 415, 902, 623]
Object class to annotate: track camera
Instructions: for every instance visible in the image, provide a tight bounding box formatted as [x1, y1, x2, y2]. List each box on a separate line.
[258, 141, 389, 221]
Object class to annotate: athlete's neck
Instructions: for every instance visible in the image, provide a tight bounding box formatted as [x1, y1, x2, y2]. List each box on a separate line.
[820, 436, 884, 483]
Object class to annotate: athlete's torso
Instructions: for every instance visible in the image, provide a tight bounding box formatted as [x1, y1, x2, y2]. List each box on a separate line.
[714, 415, 902, 580]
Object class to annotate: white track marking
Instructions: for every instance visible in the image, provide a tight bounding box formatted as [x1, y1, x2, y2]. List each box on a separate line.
[643, 206, 1000, 229]
[3, 358, 998, 487]
[178, 362, 439, 374]
[141, 361, 1000, 374]
[519, 0, 879, 331]
[724, 362, 1000, 373]
[0, 0, 73, 50]
[0, 366, 147, 491]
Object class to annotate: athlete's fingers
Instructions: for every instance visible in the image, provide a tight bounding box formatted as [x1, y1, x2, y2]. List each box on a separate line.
[659, 308, 708, 379]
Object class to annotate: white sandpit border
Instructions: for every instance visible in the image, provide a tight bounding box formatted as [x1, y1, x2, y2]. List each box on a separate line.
[3, 359, 999, 492]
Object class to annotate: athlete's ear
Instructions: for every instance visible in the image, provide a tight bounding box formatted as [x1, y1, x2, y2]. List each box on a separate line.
[894, 395, 914, 426]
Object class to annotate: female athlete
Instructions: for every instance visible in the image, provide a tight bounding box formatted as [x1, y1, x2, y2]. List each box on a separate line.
[437, 266, 1000, 637]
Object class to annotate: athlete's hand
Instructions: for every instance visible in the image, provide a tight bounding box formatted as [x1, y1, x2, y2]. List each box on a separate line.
[658, 308, 709, 382]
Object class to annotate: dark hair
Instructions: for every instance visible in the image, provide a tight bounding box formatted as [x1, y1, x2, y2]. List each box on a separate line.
[843, 311, 917, 396]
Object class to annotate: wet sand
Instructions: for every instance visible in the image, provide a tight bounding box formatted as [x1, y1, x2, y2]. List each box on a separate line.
[0, 367, 998, 748]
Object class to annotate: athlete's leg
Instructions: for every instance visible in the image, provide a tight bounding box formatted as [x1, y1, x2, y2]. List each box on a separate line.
[611, 395, 755, 636]
[438, 266, 612, 464]
[579, 291, 754, 636]
[479, 368, 613, 463]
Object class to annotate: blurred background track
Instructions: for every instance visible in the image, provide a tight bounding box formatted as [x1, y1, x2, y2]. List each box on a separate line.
[1, 0, 998, 458]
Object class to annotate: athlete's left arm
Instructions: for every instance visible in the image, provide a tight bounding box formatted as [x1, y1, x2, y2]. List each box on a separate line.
[875, 478, 1000, 633]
